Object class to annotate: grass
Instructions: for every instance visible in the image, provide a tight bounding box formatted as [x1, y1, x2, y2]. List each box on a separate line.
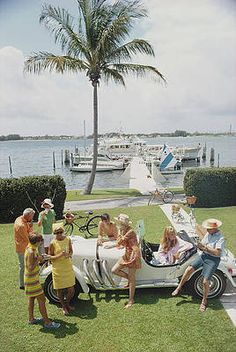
[66, 187, 184, 201]
[1, 205, 236, 352]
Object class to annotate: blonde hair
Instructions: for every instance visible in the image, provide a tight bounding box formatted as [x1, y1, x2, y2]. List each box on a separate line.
[160, 226, 177, 252]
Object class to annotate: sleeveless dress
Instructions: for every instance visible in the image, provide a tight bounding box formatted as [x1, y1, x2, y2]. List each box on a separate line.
[24, 244, 43, 297]
[51, 237, 75, 290]
[117, 229, 141, 269]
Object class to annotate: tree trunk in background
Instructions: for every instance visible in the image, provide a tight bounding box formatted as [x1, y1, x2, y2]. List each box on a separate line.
[83, 82, 98, 194]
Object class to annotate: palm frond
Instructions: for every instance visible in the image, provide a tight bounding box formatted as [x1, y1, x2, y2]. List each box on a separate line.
[110, 63, 166, 83]
[24, 52, 88, 74]
[40, 4, 89, 60]
[105, 39, 155, 63]
[102, 66, 125, 86]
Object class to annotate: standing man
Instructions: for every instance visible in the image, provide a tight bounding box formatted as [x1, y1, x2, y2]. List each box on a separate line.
[37, 198, 56, 254]
[172, 218, 224, 312]
[14, 208, 35, 289]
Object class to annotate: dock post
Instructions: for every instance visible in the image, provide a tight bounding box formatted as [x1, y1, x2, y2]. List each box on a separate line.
[61, 150, 63, 165]
[8, 156, 13, 177]
[210, 148, 215, 163]
[64, 150, 70, 164]
[217, 153, 220, 168]
[53, 151, 56, 170]
[202, 143, 206, 160]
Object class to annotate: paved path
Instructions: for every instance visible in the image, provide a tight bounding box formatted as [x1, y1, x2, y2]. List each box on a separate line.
[65, 196, 236, 326]
[160, 203, 236, 327]
[65, 194, 185, 211]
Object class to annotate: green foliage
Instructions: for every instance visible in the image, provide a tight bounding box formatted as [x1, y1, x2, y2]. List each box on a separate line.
[184, 167, 236, 207]
[0, 175, 66, 223]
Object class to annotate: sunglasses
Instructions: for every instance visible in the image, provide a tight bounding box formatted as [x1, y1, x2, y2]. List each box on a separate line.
[54, 230, 64, 235]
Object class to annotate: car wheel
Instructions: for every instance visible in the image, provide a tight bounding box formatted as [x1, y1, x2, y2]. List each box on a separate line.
[186, 269, 227, 299]
[44, 274, 82, 304]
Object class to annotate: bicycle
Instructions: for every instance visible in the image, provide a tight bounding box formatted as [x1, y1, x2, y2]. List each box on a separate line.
[148, 187, 174, 205]
[63, 211, 101, 238]
[186, 195, 197, 228]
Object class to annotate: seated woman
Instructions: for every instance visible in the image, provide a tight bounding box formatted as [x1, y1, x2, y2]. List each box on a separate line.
[97, 213, 118, 245]
[152, 226, 193, 265]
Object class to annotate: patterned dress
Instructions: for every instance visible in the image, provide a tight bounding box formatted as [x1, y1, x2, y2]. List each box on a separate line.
[24, 244, 43, 297]
[50, 237, 75, 290]
[117, 229, 141, 269]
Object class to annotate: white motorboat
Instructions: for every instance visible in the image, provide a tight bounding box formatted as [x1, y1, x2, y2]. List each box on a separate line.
[70, 152, 125, 172]
[70, 164, 116, 172]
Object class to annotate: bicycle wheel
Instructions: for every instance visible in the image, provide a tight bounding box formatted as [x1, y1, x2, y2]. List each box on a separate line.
[148, 194, 159, 206]
[64, 223, 73, 235]
[163, 190, 174, 203]
[86, 215, 101, 236]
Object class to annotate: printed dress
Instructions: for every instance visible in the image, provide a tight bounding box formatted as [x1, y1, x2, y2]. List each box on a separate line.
[117, 229, 141, 269]
[51, 237, 75, 290]
[24, 244, 43, 297]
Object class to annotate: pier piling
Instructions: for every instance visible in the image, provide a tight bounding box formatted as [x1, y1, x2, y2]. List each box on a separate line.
[64, 150, 70, 164]
[210, 148, 215, 163]
[53, 151, 56, 170]
[202, 143, 206, 160]
[8, 156, 13, 176]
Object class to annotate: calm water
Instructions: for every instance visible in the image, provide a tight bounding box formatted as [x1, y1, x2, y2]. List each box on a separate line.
[0, 136, 235, 189]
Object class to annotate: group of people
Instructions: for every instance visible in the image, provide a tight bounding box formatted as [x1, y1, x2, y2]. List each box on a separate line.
[95, 212, 225, 312]
[14, 198, 75, 329]
[14, 198, 225, 327]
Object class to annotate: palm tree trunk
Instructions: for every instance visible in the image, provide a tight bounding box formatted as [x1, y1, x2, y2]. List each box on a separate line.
[83, 82, 98, 194]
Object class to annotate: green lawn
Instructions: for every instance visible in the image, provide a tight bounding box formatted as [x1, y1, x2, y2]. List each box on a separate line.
[1, 205, 236, 352]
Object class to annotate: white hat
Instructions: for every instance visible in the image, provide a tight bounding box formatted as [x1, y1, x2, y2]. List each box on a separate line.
[202, 218, 222, 229]
[41, 198, 54, 208]
[52, 222, 64, 233]
[114, 213, 132, 225]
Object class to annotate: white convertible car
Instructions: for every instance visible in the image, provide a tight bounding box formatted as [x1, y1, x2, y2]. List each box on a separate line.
[40, 227, 236, 304]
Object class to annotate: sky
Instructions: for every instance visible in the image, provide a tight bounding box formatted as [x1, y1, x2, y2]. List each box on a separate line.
[0, 0, 236, 136]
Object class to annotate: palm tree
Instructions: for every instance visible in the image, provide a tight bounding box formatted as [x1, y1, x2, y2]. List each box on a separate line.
[24, 0, 165, 194]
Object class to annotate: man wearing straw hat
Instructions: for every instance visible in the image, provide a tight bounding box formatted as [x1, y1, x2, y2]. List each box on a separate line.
[38, 198, 56, 254]
[172, 218, 225, 312]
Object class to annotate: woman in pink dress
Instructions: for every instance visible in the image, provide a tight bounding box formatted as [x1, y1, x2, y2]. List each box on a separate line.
[111, 214, 141, 309]
[154, 226, 193, 265]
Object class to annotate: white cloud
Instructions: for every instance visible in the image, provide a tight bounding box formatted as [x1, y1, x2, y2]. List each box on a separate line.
[0, 0, 236, 135]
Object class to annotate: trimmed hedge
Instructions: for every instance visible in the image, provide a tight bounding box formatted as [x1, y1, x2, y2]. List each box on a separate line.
[184, 167, 236, 207]
[0, 175, 66, 223]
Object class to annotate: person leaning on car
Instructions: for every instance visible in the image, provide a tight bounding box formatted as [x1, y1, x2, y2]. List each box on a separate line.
[14, 208, 35, 289]
[172, 218, 225, 312]
[97, 213, 118, 245]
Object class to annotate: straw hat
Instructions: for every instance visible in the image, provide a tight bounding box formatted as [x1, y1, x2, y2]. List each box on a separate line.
[52, 222, 64, 233]
[41, 198, 54, 208]
[202, 218, 222, 230]
[114, 213, 132, 225]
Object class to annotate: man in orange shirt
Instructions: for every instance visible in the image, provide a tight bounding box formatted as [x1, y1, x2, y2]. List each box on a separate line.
[14, 208, 35, 289]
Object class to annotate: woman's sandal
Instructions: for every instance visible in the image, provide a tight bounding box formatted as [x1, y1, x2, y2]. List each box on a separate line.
[199, 302, 207, 312]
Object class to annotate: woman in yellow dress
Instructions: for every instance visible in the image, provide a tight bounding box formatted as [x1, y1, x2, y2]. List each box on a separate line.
[48, 223, 75, 315]
[24, 233, 60, 329]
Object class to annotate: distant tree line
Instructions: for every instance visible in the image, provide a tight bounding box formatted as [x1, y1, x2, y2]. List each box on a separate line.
[0, 134, 23, 141]
[0, 130, 234, 142]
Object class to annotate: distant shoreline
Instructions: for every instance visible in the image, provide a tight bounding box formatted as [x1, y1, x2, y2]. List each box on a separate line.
[1, 132, 235, 142]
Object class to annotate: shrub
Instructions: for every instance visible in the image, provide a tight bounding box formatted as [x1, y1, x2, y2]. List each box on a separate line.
[184, 167, 236, 207]
[0, 175, 66, 223]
